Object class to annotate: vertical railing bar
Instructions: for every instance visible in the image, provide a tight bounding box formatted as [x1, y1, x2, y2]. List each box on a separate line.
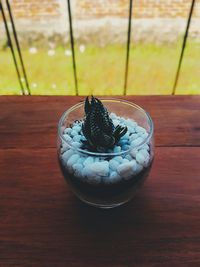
[67, 0, 78, 96]
[172, 0, 196, 95]
[123, 0, 133, 95]
[6, 0, 31, 95]
[0, 1, 25, 95]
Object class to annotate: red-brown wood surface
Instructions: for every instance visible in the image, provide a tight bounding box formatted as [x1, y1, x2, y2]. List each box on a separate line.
[0, 96, 200, 267]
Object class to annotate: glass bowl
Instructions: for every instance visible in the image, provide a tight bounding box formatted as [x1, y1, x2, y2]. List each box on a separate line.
[57, 98, 154, 208]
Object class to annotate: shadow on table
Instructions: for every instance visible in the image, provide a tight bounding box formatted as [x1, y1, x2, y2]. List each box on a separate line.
[69, 186, 157, 237]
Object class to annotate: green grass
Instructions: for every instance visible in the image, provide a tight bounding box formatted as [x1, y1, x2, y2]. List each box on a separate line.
[0, 41, 200, 95]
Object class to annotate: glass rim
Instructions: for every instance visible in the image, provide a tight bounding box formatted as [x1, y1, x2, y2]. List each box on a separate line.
[58, 98, 154, 157]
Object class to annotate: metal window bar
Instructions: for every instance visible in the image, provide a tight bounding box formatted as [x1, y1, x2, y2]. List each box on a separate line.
[6, 0, 31, 95]
[172, 0, 196, 95]
[124, 0, 133, 95]
[67, 0, 78, 96]
[0, 0, 25, 95]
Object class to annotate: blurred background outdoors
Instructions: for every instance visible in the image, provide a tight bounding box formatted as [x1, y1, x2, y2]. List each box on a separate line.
[0, 0, 200, 95]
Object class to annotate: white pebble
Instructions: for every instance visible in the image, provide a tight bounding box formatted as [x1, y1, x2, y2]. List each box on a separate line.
[64, 128, 72, 134]
[119, 139, 128, 146]
[136, 151, 150, 167]
[71, 130, 77, 137]
[125, 154, 132, 161]
[121, 132, 129, 140]
[73, 135, 82, 142]
[110, 112, 117, 119]
[77, 157, 85, 164]
[113, 146, 121, 153]
[129, 133, 138, 142]
[126, 118, 137, 128]
[63, 134, 72, 143]
[73, 163, 83, 176]
[83, 156, 94, 166]
[135, 126, 146, 134]
[87, 173, 102, 185]
[130, 148, 138, 158]
[67, 154, 80, 167]
[135, 163, 143, 174]
[114, 156, 123, 163]
[139, 149, 149, 159]
[104, 172, 121, 184]
[71, 141, 81, 148]
[94, 157, 100, 162]
[62, 149, 74, 164]
[113, 119, 120, 127]
[73, 125, 81, 132]
[131, 137, 143, 147]
[109, 159, 119, 171]
[82, 166, 102, 185]
[139, 131, 148, 139]
[127, 126, 135, 134]
[87, 161, 109, 177]
[60, 142, 70, 154]
[141, 144, 149, 151]
[122, 145, 129, 151]
[119, 117, 126, 123]
[122, 158, 129, 164]
[117, 160, 137, 180]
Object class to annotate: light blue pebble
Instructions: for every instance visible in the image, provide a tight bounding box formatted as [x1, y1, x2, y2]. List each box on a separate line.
[109, 159, 119, 171]
[73, 135, 82, 142]
[129, 133, 138, 142]
[71, 130, 78, 137]
[67, 154, 80, 167]
[119, 117, 126, 122]
[62, 149, 74, 164]
[113, 119, 120, 127]
[110, 112, 117, 119]
[63, 134, 72, 143]
[113, 146, 121, 153]
[73, 125, 81, 132]
[114, 156, 123, 163]
[120, 133, 129, 140]
[126, 118, 137, 128]
[64, 127, 72, 134]
[73, 163, 83, 176]
[135, 126, 146, 134]
[125, 154, 132, 161]
[127, 126, 135, 134]
[122, 145, 130, 151]
[77, 157, 85, 164]
[122, 158, 129, 164]
[131, 137, 144, 147]
[103, 171, 121, 184]
[110, 171, 121, 183]
[119, 139, 128, 146]
[83, 156, 94, 166]
[94, 157, 100, 162]
[71, 141, 81, 148]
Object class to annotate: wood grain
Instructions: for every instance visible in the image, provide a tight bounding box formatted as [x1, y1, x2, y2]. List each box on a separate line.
[0, 96, 200, 266]
[0, 96, 199, 149]
[0, 147, 200, 267]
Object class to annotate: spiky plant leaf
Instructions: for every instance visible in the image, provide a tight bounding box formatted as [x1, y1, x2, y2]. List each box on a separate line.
[82, 96, 127, 152]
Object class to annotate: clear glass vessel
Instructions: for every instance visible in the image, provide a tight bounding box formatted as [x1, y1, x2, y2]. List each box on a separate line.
[57, 99, 154, 208]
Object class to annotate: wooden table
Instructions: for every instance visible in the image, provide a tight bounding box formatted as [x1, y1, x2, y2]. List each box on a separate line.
[0, 96, 200, 267]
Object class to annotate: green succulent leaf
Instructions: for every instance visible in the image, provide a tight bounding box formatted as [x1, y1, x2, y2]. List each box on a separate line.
[82, 96, 127, 152]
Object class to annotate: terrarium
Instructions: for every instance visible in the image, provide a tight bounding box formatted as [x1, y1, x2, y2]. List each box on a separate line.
[57, 96, 154, 208]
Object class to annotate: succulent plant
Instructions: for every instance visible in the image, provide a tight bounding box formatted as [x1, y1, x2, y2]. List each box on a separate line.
[82, 96, 127, 152]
